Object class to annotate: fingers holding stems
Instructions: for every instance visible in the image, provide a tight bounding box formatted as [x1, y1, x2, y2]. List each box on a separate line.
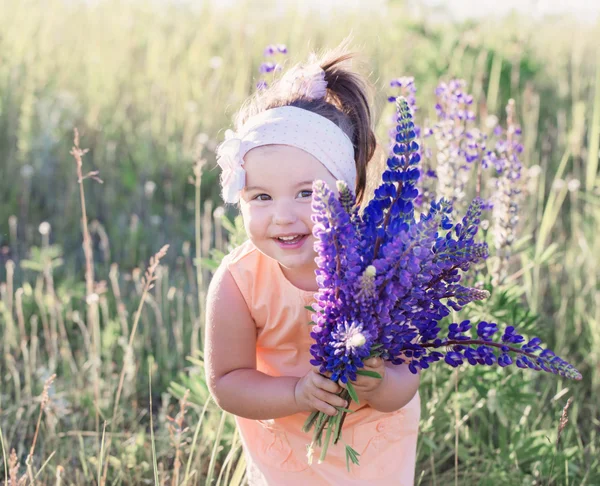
[295, 369, 349, 416]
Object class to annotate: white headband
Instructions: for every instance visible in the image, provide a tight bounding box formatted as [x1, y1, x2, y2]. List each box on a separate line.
[215, 106, 356, 203]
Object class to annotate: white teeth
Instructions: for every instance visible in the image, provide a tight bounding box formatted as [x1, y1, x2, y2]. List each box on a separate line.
[279, 235, 299, 241]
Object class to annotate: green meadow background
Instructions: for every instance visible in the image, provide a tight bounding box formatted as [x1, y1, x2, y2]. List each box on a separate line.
[0, 0, 598, 484]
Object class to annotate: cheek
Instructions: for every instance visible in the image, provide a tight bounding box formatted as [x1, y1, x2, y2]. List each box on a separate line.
[240, 204, 268, 237]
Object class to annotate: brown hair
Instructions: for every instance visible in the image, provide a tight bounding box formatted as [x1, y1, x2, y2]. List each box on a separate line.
[233, 39, 378, 205]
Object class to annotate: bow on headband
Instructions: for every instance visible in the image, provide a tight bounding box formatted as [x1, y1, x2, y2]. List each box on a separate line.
[216, 129, 246, 204]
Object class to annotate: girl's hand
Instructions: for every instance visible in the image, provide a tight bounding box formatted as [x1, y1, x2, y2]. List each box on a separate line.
[294, 369, 349, 416]
[340, 357, 386, 404]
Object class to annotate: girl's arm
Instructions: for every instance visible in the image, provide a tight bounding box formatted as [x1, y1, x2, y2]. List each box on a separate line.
[363, 362, 421, 413]
[204, 264, 300, 419]
[204, 264, 346, 420]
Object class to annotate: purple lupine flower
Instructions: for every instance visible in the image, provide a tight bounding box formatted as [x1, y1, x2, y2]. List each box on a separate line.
[264, 43, 288, 56]
[304, 94, 581, 469]
[489, 99, 524, 285]
[256, 43, 288, 92]
[308, 96, 581, 384]
[259, 62, 277, 73]
[421, 79, 488, 212]
[388, 76, 418, 113]
[310, 180, 374, 384]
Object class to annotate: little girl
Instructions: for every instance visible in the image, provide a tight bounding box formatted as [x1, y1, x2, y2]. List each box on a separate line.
[205, 44, 421, 485]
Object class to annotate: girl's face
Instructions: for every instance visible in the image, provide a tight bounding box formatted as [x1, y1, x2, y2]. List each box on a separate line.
[239, 144, 338, 275]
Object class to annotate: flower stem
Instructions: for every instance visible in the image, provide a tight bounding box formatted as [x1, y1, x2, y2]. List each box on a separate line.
[302, 411, 320, 433]
[318, 416, 334, 464]
[333, 389, 351, 444]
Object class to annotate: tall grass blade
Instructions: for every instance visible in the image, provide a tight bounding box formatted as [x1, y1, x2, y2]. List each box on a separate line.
[98, 421, 107, 486]
[215, 427, 240, 486]
[149, 357, 159, 486]
[205, 410, 227, 485]
[34, 451, 56, 480]
[487, 52, 503, 114]
[184, 395, 213, 483]
[0, 424, 7, 485]
[228, 454, 246, 486]
[587, 48, 600, 193]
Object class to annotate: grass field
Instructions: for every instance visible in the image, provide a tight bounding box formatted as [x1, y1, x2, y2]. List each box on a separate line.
[0, 0, 598, 484]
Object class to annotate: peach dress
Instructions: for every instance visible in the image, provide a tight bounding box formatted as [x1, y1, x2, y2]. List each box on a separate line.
[224, 239, 421, 485]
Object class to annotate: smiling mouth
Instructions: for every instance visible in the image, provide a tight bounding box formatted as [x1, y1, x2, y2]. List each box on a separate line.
[274, 234, 308, 244]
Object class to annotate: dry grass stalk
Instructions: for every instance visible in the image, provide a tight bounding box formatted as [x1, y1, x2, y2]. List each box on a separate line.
[70, 128, 103, 444]
[167, 389, 190, 486]
[55, 465, 64, 486]
[19, 374, 58, 484]
[556, 396, 573, 446]
[29, 374, 56, 459]
[100, 245, 169, 486]
[70, 128, 103, 302]
[191, 157, 207, 355]
[8, 448, 26, 486]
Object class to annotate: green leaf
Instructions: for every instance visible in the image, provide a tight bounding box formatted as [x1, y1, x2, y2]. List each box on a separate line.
[304, 305, 316, 312]
[348, 448, 360, 462]
[345, 381, 359, 404]
[20, 260, 44, 272]
[356, 370, 382, 379]
[200, 258, 220, 270]
[333, 411, 344, 444]
[345, 445, 361, 471]
[334, 407, 355, 414]
[220, 215, 237, 234]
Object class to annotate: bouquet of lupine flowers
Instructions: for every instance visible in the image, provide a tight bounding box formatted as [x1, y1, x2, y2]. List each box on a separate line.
[303, 96, 582, 469]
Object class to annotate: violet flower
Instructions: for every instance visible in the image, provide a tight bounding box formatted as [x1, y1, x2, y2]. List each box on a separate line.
[487, 99, 524, 284]
[256, 43, 288, 90]
[303, 96, 581, 469]
[421, 79, 488, 211]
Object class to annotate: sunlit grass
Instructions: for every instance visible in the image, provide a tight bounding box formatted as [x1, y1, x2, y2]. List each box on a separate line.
[0, 0, 598, 484]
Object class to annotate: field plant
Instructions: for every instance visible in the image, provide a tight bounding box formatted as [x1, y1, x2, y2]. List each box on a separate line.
[0, 0, 598, 484]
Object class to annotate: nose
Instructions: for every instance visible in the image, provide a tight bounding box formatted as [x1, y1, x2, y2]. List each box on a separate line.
[272, 200, 297, 225]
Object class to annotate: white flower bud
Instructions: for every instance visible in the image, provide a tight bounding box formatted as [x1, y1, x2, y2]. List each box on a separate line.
[336, 180, 348, 192]
[38, 222, 51, 236]
[20, 165, 34, 179]
[364, 265, 376, 277]
[196, 133, 209, 145]
[209, 56, 223, 69]
[485, 115, 498, 129]
[347, 332, 366, 348]
[528, 165, 542, 178]
[567, 179, 580, 192]
[86, 293, 99, 305]
[144, 181, 156, 198]
[213, 206, 225, 219]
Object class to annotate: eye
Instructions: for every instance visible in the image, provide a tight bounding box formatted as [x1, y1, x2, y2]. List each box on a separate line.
[298, 190, 313, 199]
[253, 193, 271, 201]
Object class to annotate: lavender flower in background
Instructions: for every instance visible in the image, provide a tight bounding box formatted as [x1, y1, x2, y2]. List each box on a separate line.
[303, 96, 582, 469]
[487, 99, 524, 285]
[263, 43, 288, 56]
[405, 78, 530, 286]
[388, 77, 418, 112]
[256, 43, 288, 90]
[421, 79, 488, 211]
